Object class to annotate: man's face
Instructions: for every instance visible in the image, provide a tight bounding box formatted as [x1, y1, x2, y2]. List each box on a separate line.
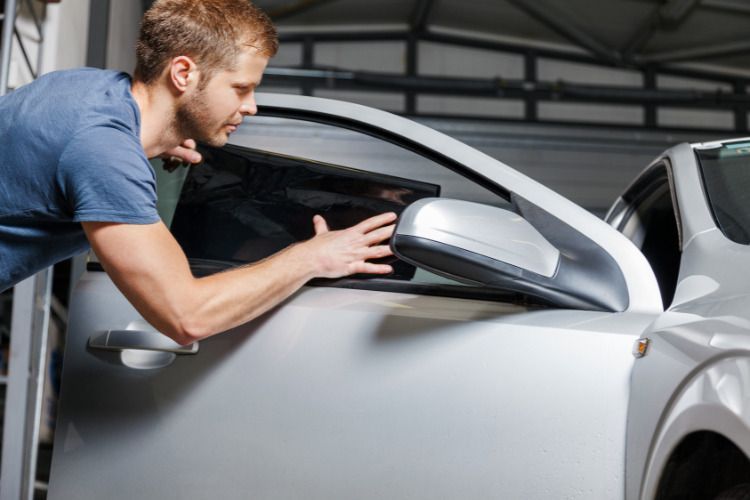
[176, 48, 269, 147]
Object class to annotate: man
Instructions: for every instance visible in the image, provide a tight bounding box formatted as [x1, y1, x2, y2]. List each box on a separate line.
[0, 0, 396, 344]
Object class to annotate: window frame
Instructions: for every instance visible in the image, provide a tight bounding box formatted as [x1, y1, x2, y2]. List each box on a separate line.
[695, 141, 750, 245]
[606, 159, 683, 308]
[161, 108, 540, 306]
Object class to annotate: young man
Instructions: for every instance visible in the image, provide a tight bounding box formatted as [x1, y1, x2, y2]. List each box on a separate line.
[0, 0, 396, 344]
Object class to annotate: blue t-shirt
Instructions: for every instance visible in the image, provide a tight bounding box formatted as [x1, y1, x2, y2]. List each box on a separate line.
[0, 68, 159, 291]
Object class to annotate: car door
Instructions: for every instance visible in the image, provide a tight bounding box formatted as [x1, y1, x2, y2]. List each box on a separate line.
[48, 94, 662, 500]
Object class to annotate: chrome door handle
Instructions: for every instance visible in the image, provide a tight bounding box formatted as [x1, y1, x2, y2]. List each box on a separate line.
[88, 330, 199, 355]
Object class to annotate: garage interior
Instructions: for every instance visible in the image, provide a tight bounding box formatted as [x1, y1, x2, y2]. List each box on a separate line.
[1, 0, 750, 498]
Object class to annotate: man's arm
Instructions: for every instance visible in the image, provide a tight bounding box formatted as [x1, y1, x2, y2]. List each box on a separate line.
[82, 212, 395, 345]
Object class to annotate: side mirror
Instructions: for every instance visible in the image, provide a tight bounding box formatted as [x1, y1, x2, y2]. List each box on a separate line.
[391, 198, 626, 311]
[393, 197, 559, 282]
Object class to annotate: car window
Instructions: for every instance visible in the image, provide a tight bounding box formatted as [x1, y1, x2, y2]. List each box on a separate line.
[696, 141, 750, 244]
[607, 162, 681, 308]
[228, 116, 509, 206]
[156, 115, 511, 291]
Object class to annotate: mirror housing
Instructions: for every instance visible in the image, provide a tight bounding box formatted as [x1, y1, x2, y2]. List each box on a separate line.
[392, 198, 627, 311]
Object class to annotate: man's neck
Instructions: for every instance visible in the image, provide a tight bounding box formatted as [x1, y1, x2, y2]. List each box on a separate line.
[131, 80, 182, 158]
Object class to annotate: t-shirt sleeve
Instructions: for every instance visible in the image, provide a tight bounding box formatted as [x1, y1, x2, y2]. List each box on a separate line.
[56, 125, 160, 224]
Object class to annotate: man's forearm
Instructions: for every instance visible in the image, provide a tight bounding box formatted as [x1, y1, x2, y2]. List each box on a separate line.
[172, 243, 315, 343]
[84, 214, 395, 346]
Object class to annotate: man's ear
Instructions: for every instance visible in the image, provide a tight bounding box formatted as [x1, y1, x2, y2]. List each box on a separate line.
[168, 55, 199, 94]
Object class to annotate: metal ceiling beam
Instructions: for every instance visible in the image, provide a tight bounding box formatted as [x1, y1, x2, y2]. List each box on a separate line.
[267, 0, 340, 22]
[639, 39, 750, 63]
[621, 0, 702, 57]
[264, 66, 750, 108]
[406, 0, 434, 114]
[505, 0, 622, 65]
[86, 0, 110, 68]
[659, 0, 703, 26]
[279, 30, 407, 43]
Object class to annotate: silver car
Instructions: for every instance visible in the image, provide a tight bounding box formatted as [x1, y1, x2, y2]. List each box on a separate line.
[48, 94, 750, 499]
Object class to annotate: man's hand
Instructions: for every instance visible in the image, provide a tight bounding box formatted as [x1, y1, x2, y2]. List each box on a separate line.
[301, 212, 398, 279]
[161, 139, 202, 172]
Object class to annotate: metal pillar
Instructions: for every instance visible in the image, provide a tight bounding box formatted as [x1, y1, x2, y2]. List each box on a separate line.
[0, 270, 52, 500]
[0, 0, 18, 95]
[0, 3, 51, 498]
[85, 0, 109, 68]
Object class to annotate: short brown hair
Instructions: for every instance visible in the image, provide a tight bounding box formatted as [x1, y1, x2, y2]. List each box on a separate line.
[134, 0, 278, 85]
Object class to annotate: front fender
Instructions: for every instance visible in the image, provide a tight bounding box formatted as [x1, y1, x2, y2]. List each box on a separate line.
[639, 355, 750, 499]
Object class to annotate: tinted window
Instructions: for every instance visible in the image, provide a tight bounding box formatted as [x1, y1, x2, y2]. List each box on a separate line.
[696, 141, 750, 244]
[171, 145, 438, 281]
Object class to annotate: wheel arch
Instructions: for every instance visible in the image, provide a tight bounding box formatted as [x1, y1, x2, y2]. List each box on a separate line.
[640, 355, 750, 499]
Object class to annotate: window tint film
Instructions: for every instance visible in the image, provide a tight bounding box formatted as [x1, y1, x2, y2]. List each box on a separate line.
[696, 141, 750, 244]
[171, 145, 438, 281]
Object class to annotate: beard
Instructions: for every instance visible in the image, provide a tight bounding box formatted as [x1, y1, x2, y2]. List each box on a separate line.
[174, 88, 227, 147]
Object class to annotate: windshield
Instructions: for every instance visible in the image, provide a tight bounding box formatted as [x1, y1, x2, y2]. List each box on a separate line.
[696, 140, 750, 244]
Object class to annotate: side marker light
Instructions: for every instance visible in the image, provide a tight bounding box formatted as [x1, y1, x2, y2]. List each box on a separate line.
[633, 338, 650, 358]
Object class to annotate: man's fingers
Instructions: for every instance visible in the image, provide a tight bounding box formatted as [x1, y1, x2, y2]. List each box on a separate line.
[354, 212, 397, 234]
[161, 143, 201, 165]
[313, 214, 329, 235]
[354, 262, 393, 275]
[170, 145, 202, 164]
[364, 224, 395, 246]
[365, 244, 393, 260]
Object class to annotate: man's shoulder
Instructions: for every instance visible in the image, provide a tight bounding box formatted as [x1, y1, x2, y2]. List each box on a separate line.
[49, 69, 141, 139]
[21, 67, 135, 118]
[1, 67, 138, 132]
[37, 67, 128, 87]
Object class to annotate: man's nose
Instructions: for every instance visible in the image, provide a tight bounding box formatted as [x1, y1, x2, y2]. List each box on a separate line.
[239, 100, 257, 116]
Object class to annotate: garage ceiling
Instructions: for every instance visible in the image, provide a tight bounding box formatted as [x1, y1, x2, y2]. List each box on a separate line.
[255, 0, 750, 76]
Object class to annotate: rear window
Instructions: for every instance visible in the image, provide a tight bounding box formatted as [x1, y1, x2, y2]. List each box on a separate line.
[696, 141, 750, 244]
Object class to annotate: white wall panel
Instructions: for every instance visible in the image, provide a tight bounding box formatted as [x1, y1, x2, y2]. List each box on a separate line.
[8, 2, 45, 87]
[272, 42, 302, 67]
[538, 59, 643, 87]
[314, 41, 405, 72]
[418, 42, 524, 79]
[539, 102, 644, 126]
[657, 75, 732, 92]
[418, 95, 525, 118]
[658, 108, 734, 130]
[314, 88, 404, 112]
[259, 86, 302, 95]
[40, 0, 90, 75]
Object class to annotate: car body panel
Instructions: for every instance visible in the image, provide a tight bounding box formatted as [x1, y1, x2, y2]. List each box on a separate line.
[49, 272, 654, 499]
[622, 141, 750, 498]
